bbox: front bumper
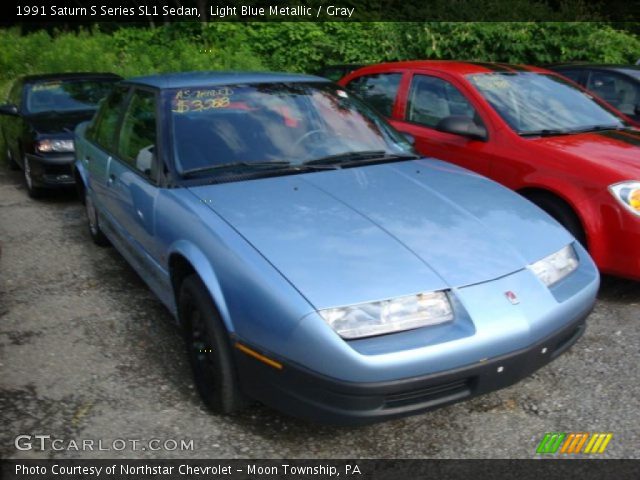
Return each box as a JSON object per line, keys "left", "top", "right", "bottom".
{"left": 234, "top": 305, "right": 592, "bottom": 425}
{"left": 25, "top": 153, "right": 75, "bottom": 188}
{"left": 584, "top": 190, "right": 640, "bottom": 281}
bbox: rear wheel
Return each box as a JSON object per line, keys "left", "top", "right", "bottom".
{"left": 527, "top": 193, "right": 587, "bottom": 247}
{"left": 179, "top": 275, "right": 246, "bottom": 414}
{"left": 84, "top": 189, "right": 109, "bottom": 246}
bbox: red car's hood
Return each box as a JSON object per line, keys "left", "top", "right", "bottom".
{"left": 528, "top": 128, "right": 640, "bottom": 176}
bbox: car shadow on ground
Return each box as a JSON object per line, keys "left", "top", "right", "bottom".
{"left": 598, "top": 276, "right": 640, "bottom": 303}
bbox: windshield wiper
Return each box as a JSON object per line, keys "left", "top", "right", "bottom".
{"left": 181, "top": 161, "right": 292, "bottom": 178}
{"left": 518, "top": 128, "right": 571, "bottom": 137}
{"left": 565, "top": 124, "right": 624, "bottom": 134}
{"left": 181, "top": 161, "right": 336, "bottom": 179}
{"left": 305, "top": 150, "right": 419, "bottom": 167}
{"left": 519, "top": 124, "right": 624, "bottom": 137}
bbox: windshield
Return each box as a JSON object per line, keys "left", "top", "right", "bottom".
{"left": 25, "top": 79, "right": 118, "bottom": 114}
{"left": 168, "top": 82, "right": 414, "bottom": 176}
{"left": 468, "top": 73, "right": 625, "bottom": 135}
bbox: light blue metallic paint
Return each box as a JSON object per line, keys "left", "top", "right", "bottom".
{"left": 188, "top": 159, "right": 577, "bottom": 310}
{"left": 75, "top": 88, "right": 599, "bottom": 389}
{"left": 76, "top": 152, "right": 599, "bottom": 384}
{"left": 285, "top": 245, "right": 597, "bottom": 383}
{"left": 182, "top": 160, "right": 597, "bottom": 382}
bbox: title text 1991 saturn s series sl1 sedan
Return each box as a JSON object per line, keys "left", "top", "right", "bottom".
{"left": 74, "top": 72, "right": 599, "bottom": 424}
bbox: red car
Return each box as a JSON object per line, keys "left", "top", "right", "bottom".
{"left": 339, "top": 61, "right": 640, "bottom": 281}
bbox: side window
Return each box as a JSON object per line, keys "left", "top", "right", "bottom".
{"left": 346, "top": 73, "right": 402, "bottom": 117}
{"left": 90, "top": 86, "right": 128, "bottom": 151}
{"left": 587, "top": 71, "right": 638, "bottom": 117}
{"left": 117, "top": 89, "right": 157, "bottom": 178}
{"left": 406, "top": 75, "right": 480, "bottom": 129}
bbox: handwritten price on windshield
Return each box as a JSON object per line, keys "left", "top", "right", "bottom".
{"left": 172, "top": 96, "right": 230, "bottom": 113}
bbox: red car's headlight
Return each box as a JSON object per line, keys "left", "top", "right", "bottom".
{"left": 609, "top": 181, "right": 640, "bottom": 217}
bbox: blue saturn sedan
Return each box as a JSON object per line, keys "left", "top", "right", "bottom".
{"left": 74, "top": 71, "right": 599, "bottom": 424}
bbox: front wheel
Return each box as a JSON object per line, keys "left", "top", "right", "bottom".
{"left": 179, "top": 275, "right": 246, "bottom": 414}
{"left": 528, "top": 193, "right": 587, "bottom": 247}
{"left": 23, "top": 156, "right": 44, "bottom": 198}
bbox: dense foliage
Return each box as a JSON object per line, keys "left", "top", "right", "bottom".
{"left": 0, "top": 22, "right": 638, "bottom": 96}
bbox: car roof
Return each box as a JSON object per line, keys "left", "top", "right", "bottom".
{"left": 549, "top": 63, "right": 640, "bottom": 72}
{"left": 348, "top": 60, "right": 550, "bottom": 76}
{"left": 126, "top": 71, "right": 330, "bottom": 89}
{"left": 319, "top": 64, "right": 366, "bottom": 70}
{"left": 21, "top": 72, "right": 122, "bottom": 82}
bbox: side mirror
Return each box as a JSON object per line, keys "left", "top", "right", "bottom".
{"left": 436, "top": 115, "right": 487, "bottom": 141}
{"left": 0, "top": 104, "right": 18, "bottom": 116}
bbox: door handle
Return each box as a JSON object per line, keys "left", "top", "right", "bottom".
{"left": 84, "top": 155, "right": 92, "bottom": 163}
{"left": 107, "top": 174, "right": 116, "bottom": 186}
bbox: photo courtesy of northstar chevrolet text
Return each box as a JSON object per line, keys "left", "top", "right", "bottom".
{"left": 0, "top": 0, "right": 639, "bottom": 472}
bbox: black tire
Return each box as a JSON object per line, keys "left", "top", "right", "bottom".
{"left": 5, "top": 147, "right": 19, "bottom": 171}
{"left": 84, "top": 188, "right": 110, "bottom": 246}
{"left": 527, "top": 193, "right": 587, "bottom": 247}
{"left": 23, "top": 156, "right": 44, "bottom": 199}
{"left": 179, "top": 275, "right": 246, "bottom": 414}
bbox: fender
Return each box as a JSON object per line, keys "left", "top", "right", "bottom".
{"left": 167, "top": 239, "right": 235, "bottom": 334}
{"left": 73, "top": 123, "right": 91, "bottom": 189}
{"left": 74, "top": 157, "right": 89, "bottom": 187}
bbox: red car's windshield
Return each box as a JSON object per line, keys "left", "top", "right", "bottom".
{"left": 468, "top": 72, "right": 625, "bottom": 135}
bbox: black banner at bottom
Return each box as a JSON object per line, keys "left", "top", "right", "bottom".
{"left": 0, "top": 458, "right": 640, "bottom": 480}
{"left": 2, "top": 459, "right": 640, "bottom": 480}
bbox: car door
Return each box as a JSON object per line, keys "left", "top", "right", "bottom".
{"left": 105, "top": 87, "right": 163, "bottom": 269}
{"left": 392, "top": 72, "right": 493, "bottom": 176}
{"left": 82, "top": 85, "right": 130, "bottom": 213}
{"left": 586, "top": 70, "right": 640, "bottom": 121}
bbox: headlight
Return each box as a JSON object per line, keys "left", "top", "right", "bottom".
{"left": 609, "top": 181, "right": 640, "bottom": 217}
{"left": 319, "top": 291, "right": 454, "bottom": 339}
{"left": 529, "top": 245, "right": 578, "bottom": 287}
{"left": 36, "top": 139, "right": 74, "bottom": 153}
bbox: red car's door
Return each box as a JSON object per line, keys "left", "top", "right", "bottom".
{"left": 388, "top": 71, "right": 497, "bottom": 178}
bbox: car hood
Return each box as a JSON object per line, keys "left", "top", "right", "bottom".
{"left": 189, "top": 159, "right": 573, "bottom": 309}
{"left": 27, "top": 110, "right": 96, "bottom": 135}
{"left": 528, "top": 128, "right": 640, "bottom": 175}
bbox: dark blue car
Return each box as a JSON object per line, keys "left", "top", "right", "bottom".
{"left": 74, "top": 71, "right": 599, "bottom": 424}
{"left": 0, "top": 73, "right": 121, "bottom": 197}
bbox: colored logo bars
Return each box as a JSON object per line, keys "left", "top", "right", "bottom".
{"left": 536, "top": 432, "right": 613, "bottom": 455}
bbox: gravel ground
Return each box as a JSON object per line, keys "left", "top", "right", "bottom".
{"left": 0, "top": 166, "right": 638, "bottom": 460}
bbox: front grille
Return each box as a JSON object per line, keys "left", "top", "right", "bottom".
{"left": 383, "top": 378, "right": 472, "bottom": 409}
{"left": 44, "top": 164, "right": 73, "bottom": 175}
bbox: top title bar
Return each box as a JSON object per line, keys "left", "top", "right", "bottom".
{"left": 1, "top": 0, "right": 639, "bottom": 23}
